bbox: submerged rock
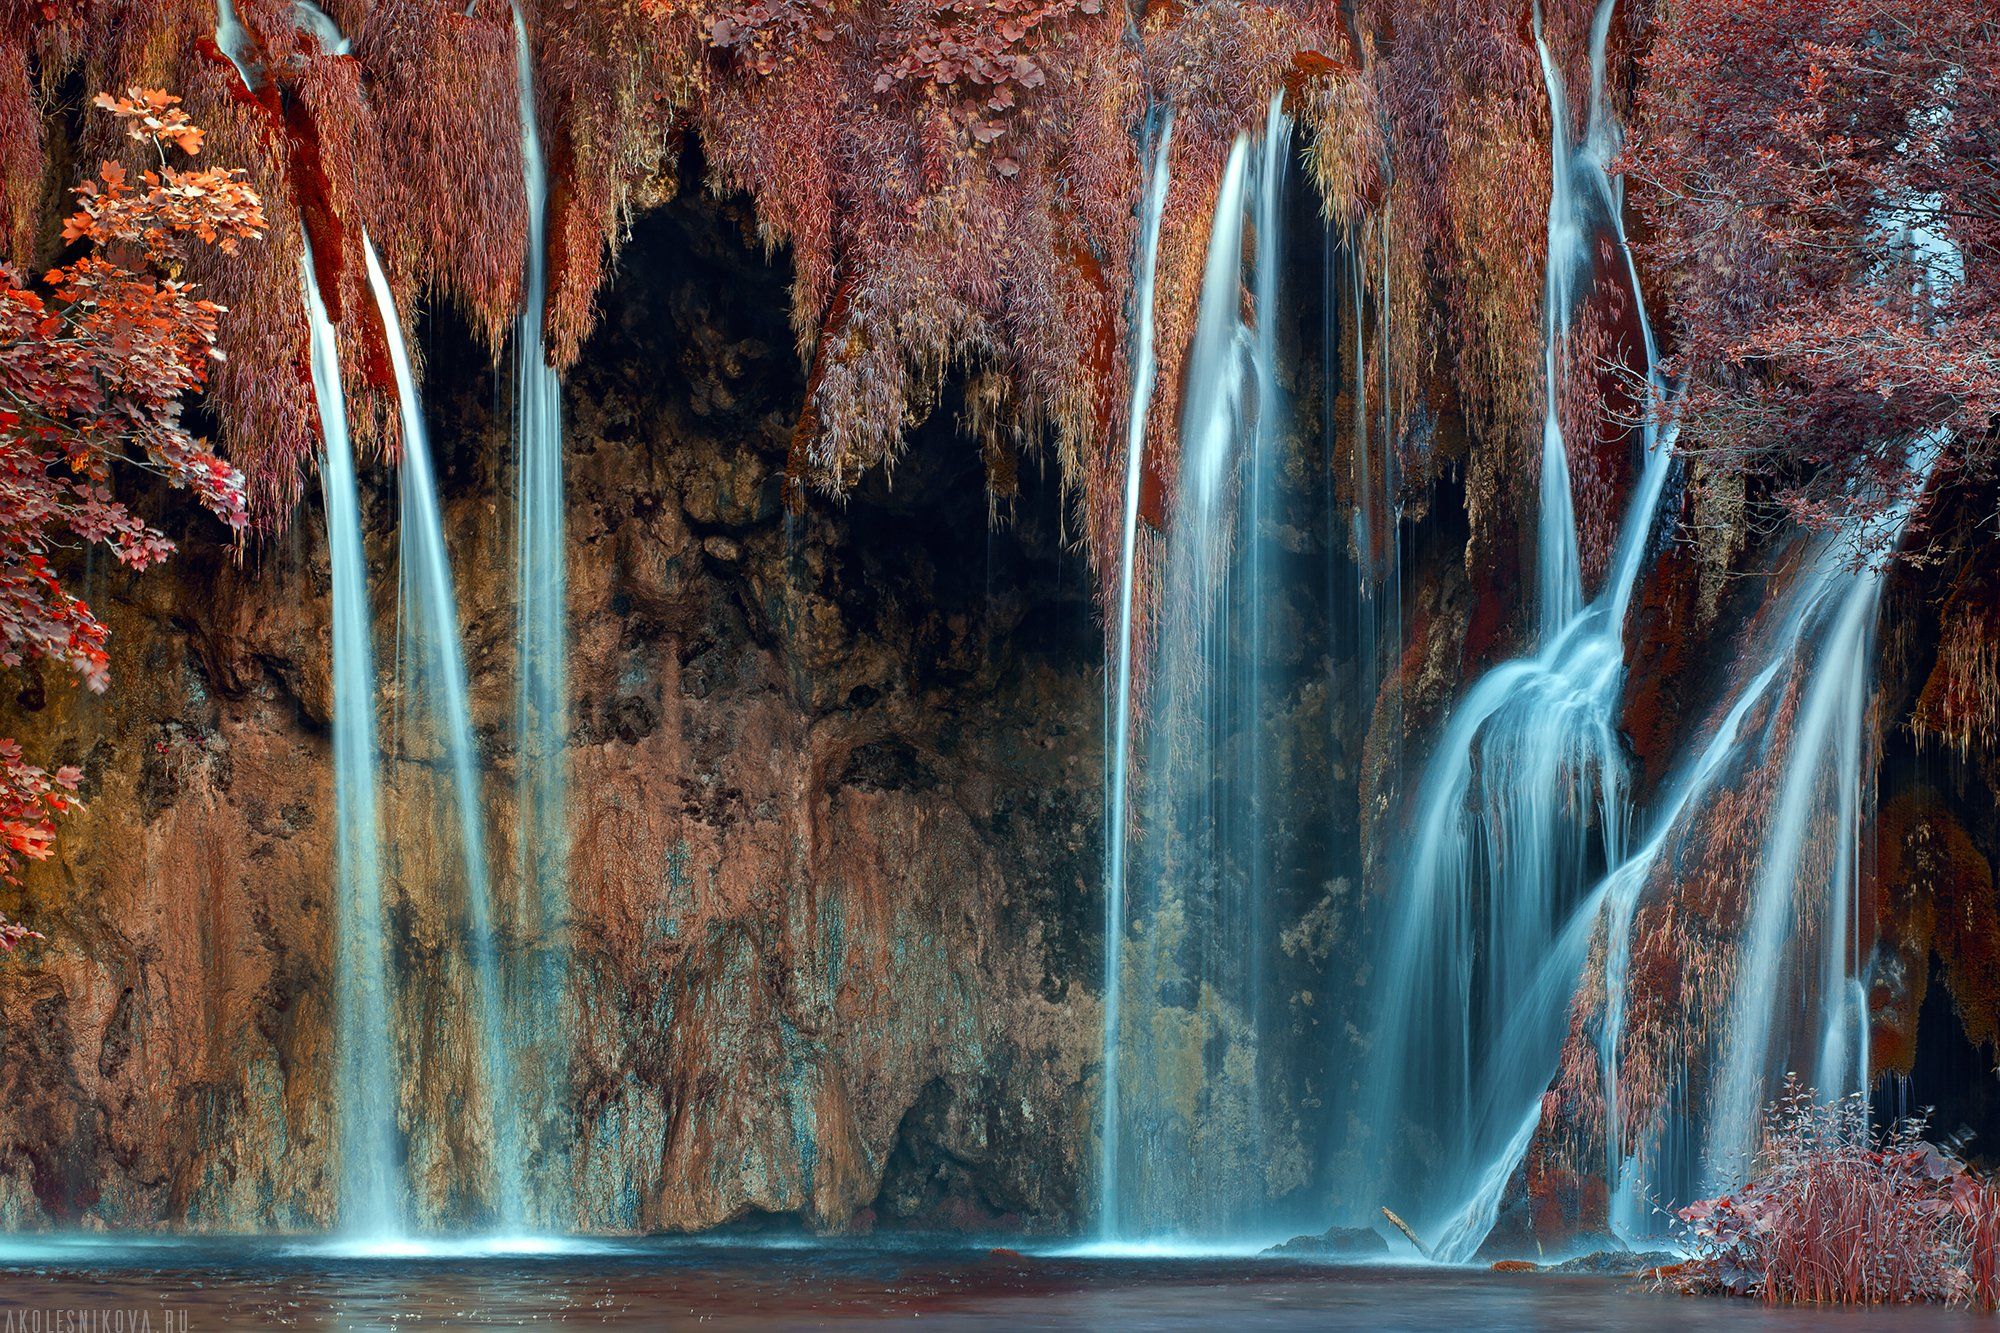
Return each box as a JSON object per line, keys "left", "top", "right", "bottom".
{"left": 1544, "top": 1250, "right": 1681, "bottom": 1276}
{"left": 1263, "top": 1225, "right": 1391, "bottom": 1258}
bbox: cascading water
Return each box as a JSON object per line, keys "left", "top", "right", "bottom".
{"left": 1103, "top": 100, "right": 1299, "bottom": 1242}
{"left": 1099, "top": 109, "right": 1174, "bottom": 1238}
{"left": 1595, "top": 126, "right": 1966, "bottom": 1231}
{"left": 1334, "top": 0, "right": 1672, "bottom": 1255}
{"left": 507, "top": 0, "right": 570, "bottom": 1227}
{"left": 303, "top": 246, "right": 402, "bottom": 1235}
{"left": 1572, "top": 431, "right": 1941, "bottom": 1237}
{"left": 1700, "top": 440, "right": 1943, "bottom": 1185}
{"left": 362, "top": 237, "right": 528, "bottom": 1228}
{"left": 1531, "top": 2, "right": 1588, "bottom": 644}
{"left": 213, "top": 0, "right": 258, "bottom": 87}
{"left": 1692, "top": 130, "right": 1967, "bottom": 1190}
{"left": 294, "top": 0, "right": 349, "bottom": 54}
{"left": 1416, "top": 28, "right": 1960, "bottom": 1250}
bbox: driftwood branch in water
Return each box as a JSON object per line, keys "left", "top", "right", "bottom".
{"left": 1380, "top": 1206, "right": 1434, "bottom": 1260}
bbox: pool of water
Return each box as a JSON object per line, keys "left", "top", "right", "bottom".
{"left": 0, "top": 1237, "right": 1980, "bottom": 1329}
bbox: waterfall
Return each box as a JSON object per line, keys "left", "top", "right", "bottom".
{"left": 1532, "top": 0, "right": 1588, "bottom": 643}
{"left": 1563, "top": 431, "right": 1938, "bottom": 1234}
{"left": 1099, "top": 109, "right": 1175, "bottom": 1238}
{"left": 293, "top": 0, "right": 350, "bottom": 54}
{"left": 362, "top": 236, "right": 527, "bottom": 1228}
{"left": 1693, "top": 114, "right": 1966, "bottom": 1187}
{"left": 1701, "top": 438, "right": 1943, "bottom": 1185}
{"left": 508, "top": 1, "right": 569, "bottom": 1227}
{"left": 1338, "top": 0, "right": 1673, "bottom": 1252}
{"left": 303, "top": 245, "right": 402, "bottom": 1235}
{"left": 1103, "top": 99, "right": 1296, "bottom": 1242}
{"left": 212, "top": 0, "right": 258, "bottom": 88}
{"left": 1595, "top": 113, "right": 1966, "bottom": 1223}
{"left": 1593, "top": 643, "right": 1791, "bottom": 1233}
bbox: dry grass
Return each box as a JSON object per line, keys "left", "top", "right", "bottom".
{"left": 1676, "top": 1080, "right": 2000, "bottom": 1308}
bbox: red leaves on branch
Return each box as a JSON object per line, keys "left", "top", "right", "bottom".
{"left": 95, "top": 87, "right": 208, "bottom": 156}
{"left": 0, "top": 737, "right": 78, "bottom": 902}
{"left": 66, "top": 91, "right": 266, "bottom": 262}
{"left": 0, "top": 87, "right": 260, "bottom": 898}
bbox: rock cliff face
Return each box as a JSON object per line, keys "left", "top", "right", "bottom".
{"left": 4, "top": 148, "right": 1998, "bottom": 1250}
{"left": 0, "top": 172, "right": 1106, "bottom": 1233}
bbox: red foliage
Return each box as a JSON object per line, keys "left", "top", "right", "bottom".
{"left": 0, "top": 736, "right": 77, "bottom": 900}
{"left": 0, "top": 37, "right": 40, "bottom": 262}
{"left": 540, "top": 0, "right": 693, "bottom": 367}
{"left": 0, "top": 88, "right": 259, "bottom": 903}
{"left": 353, "top": 0, "right": 526, "bottom": 351}
{"left": 1354, "top": 0, "right": 1565, "bottom": 468}
{"left": 1628, "top": 0, "right": 2000, "bottom": 551}
{"left": 1676, "top": 1083, "right": 2000, "bottom": 1307}
{"left": 0, "top": 0, "right": 1363, "bottom": 602}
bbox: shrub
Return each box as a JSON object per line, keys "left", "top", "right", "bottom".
{"left": 1675, "top": 1079, "right": 2000, "bottom": 1307}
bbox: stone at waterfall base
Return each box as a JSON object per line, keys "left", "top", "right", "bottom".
{"left": 1488, "top": 1250, "right": 1681, "bottom": 1277}
{"left": 1263, "top": 1225, "right": 1392, "bottom": 1258}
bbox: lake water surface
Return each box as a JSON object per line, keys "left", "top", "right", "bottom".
{"left": 0, "top": 1237, "right": 1983, "bottom": 1330}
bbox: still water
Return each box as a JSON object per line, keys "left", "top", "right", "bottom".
{"left": 0, "top": 1238, "right": 1981, "bottom": 1330}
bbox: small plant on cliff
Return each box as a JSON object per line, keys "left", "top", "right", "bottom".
{"left": 0, "top": 88, "right": 261, "bottom": 911}
{"left": 1674, "top": 1079, "right": 2000, "bottom": 1307}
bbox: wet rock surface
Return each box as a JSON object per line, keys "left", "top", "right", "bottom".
{"left": 1263, "top": 1224, "right": 1391, "bottom": 1258}
{"left": 1543, "top": 1249, "right": 1680, "bottom": 1276}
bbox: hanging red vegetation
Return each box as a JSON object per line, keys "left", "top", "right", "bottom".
{"left": 540, "top": 0, "right": 695, "bottom": 368}
{"left": 0, "top": 0, "right": 1666, "bottom": 659}
{"left": 1915, "top": 552, "right": 2000, "bottom": 755}
{"left": 0, "top": 88, "right": 260, "bottom": 906}
{"left": 1321, "top": 0, "right": 1635, "bottom": 605}
{"left": 1628, "top": 0, "right": 2000, "bottom": 553}
{"left": 689, "top": 0, "right": 1138, "bottom": 499}
{"left": 682, "top": 0, "right": 1369, "bottom": 633}
{"left": 1675, "top": 1083, "right": 2000, "bottom": 1308}
{"left": 353, "top": 0, "right": 527, "bottom": 351}
{"left": 0, "top": 37, "right": 41, "bottom": 263}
